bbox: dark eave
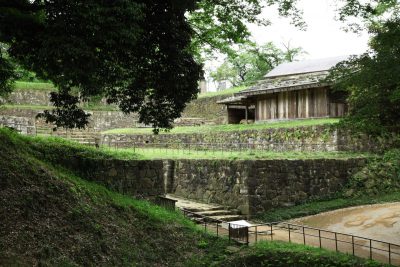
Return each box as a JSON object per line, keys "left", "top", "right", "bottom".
{"left": 236, "top": 82, "right": 328, "bottom": 97}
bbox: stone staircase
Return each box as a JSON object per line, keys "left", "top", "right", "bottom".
{"left": 35, "top": 122, "right": 99, "bottom": 146}
{"left": 166, "top": 194, "right": 244, "bottom": 222}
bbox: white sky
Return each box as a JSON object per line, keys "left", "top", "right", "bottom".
{"left": 205, "top": 0, "right": 370, "bottom": 91}
{"left": 248, "top": 0, "right": 370, "bottom": 59}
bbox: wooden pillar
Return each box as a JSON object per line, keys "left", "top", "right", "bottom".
{"left": 227, "top": 105, "right": 231, "bottom": 124}
{"left": 245, "top": 105, "right": 249, "bottom": 123}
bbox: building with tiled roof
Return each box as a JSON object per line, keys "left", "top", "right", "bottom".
{"left": 217, "top": 56, "right": 349, "bottom": 124}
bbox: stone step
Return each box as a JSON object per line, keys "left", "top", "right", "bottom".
{"left": 68, "top": 137, "right": 96, "bottom": 141}
{"left": 184, "top": 206, "right": 225, "bottom": 213}
{"left": 196, "top": 209, "right": 239, "bottom": 217}
{"left": 166, "top": 194, "right": 225, "bottom": 212}
{"left": 208, "top": 214, "right": 245, "bottom": 222}
{"left": 165, "top": 194, "right": 245, "bottom": 222}
{"left": 79, "top": 141, "right": 96, "bottom": 144}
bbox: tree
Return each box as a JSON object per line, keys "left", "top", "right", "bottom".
{"left": 0, "top": 0, "right": 202, "bottom": 131}
{"left": 327, "top": 1, "right": 400, "bottom": 134}
{"left": 0, "top": 0, "right": 303, "bottom": 131}
{"left": 0, "top": 43, "right": 16, "bottom": 97}
{"left": 211, "top": 42, "right": 305, "bottom": 87}
{"left": 188, "top": 0, "right": 305, "bottom": 61}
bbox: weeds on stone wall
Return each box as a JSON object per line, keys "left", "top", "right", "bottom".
{"left": 256, "top": 148, "right": 400, "bottom": 222}
{"left": 343, "top": 149, "right": 400, "bottom": 197}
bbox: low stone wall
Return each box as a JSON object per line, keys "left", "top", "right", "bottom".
{"left": 0, "top": 107, "right": 138, "bottom": 132}
{"left": 183, "top": 95, "right": 228, "bottom": 124}
{"left": 21, "top": 146, "right": 367, "bottom": 215}
{"left": 168, "top": 158, "right": 366, "bottom": 215}
{"left": 0, "top": 107, "right": 40, "bottom": 118}
{"left": 87, "top": 111, "right": 138, "bottom": 131}
{"left": 50, "top": 155, "right": 165, "bottom": 198}
{"left": 3, "top": 89, "right": 229, "bottom": 124}
{"left": 43, "top": 155, "right": 365, "bottom": 215}
{"left": 101, "top": 125, "right": 339, "bottom": 152}
{"left": 0, "top": 115, "right": 36, "bottom": 135}
{"left": 102, "top": 125, "right": 397, "bottom": 152}
{"left": 4, "top": 90, "right": 53, "bottom": 106}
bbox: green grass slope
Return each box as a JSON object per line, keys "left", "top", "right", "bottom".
{"left": 0, "top": 128, "right": 214, "bottom": 266}
{"left": 206, "top": 241, "right": 385, "bottom": 267}
{"left": 0, "top": 128, "right": 387, "bottom": 266}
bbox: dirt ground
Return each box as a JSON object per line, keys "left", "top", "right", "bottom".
{"left": 291, "top": 202, "right": 400, "bottom": 245}
{"left": 203, "top": 203, "right": 400, "bottom": 266}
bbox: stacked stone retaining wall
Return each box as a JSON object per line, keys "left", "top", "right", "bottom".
{"left": 101, "top": 125, "right": 393, "bottom": 152}
{"left": 0, "top": 115, "right": 36, "bottom": 135}
{"left": 3, "top": 89, "right": 228, "bottom": 124}
{"left": 3, "top": 90, "right": 52, "bottom": 106}
{"left": 168, "top": 158, "right": 365, "bottom": 215}
{"left": 0, "top": 107, "right": 138, "bottom": 132}
{"left": 48, "top": 155, "right": 165, "bottom": 198}
{"left": 181, "top": 95, "right": 228, "bottom": 124}
{"left": 45, "top": 153, "right": 367, "bottom": 216}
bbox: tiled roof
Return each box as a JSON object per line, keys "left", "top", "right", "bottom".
{"left": 236, "top": 71, "right": 329, "bottom": 97}
{"left": 216, "top": 95, "right": 246, "bottom": 104}
{"left": 265, "top": 55, "right": 349, "bottom": 78}
{"left": 218, "top": 56, "right": 349, "bottom": 103}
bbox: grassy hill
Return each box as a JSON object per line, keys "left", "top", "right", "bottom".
{"left": 0, "top": 128, "right": 220, "bottom": 266}
{"left": 0, "top": 128, "right": 386, "bottom": 266}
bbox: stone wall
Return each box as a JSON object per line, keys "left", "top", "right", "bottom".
{"left": 102, "top": 125, "right": 397, "bottom": 152}
{"left": 169, "top": 160, "right": 250, "bottom": 214}
{"left": 42, "top": 155, "right": 365, "bottom": 215}
{"left": 21, "top": 145, "right": 367, "bottom": 215}
{"left": 0, "top": 107, "right": 40, "bottom": 118}
{"left": 3, "top": 90, "right": 52, "bottom": 106}
{"left": 50, "top": 155, "right": 165, "bottom": 198}
{"left": 246, "top": 159, "right": 364, "bottom": 214}
{"left": 87, "top": 111, "right": 138, "bottom": 131}
{"left": 0, "top": 107, "right": 138, "bottom": 132}
{"left": 0, "top": 115, "right": 36, "bottom": 135}
{"left": 168, "top": 158, "right": 366, "bottom": 215}
{"left": 3, "top": 89, "right": 228, "bottom": 124}
{"left": 182, "top": 95, "right": 228, "bottom": 124}
{"left": 101, "top": 125, "right": 339, "bottom": 152}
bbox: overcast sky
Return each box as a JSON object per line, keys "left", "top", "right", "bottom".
{"left": 248, "top": 0, "right": 370, "bottom": 59}
{"left": 205, "top": 0, "right": 370, "bottom": 90}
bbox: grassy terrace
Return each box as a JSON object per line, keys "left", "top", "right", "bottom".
{"left": 15, "top": 132, "right": 371, "bottom": 161}
{"left": 107, "top": 148, "right": 371, "bottom": 160}
{"left": 12, "top": 81, "right": 246, "bottom": 99}
{"left": 2, "top": 104, "right": 51, "bottom": 110}
{"left": 103, "top": 118, "right": 340, "bottom": 135}
{"left": 14, "top": 81, "right": 55, "bottom": 91}
{"left": 197, "top": 85, "right": 247, "bottom": 98}
{"left": 1, "top": 104, "right": 117, "bottom": 112}
{"left": 1, "top": 122, "right": 387, "bottom": 266}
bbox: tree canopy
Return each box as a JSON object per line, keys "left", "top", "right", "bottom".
{"left": 210, "top": 42, "right": 305, "bottom": 87}
{"left": 327, "top": 0, "right": 400, "bottom": 134}
{"left": 0, "top": 0, "right": 303, "bottom": 131}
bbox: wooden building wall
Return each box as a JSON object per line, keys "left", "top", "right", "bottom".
{"left": 255, "top": 87, "right": 338, "bottom": 121}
